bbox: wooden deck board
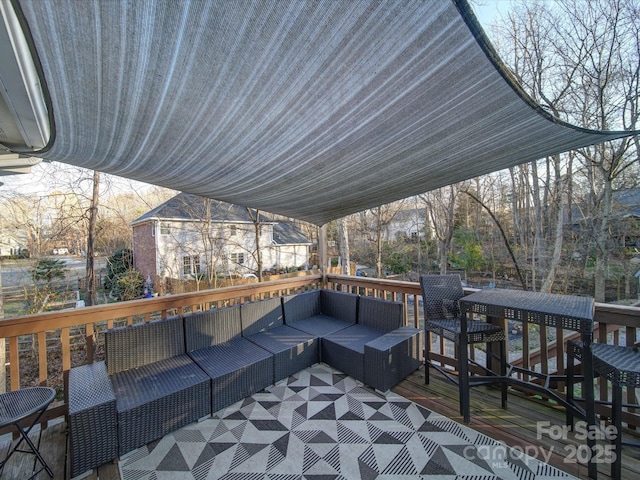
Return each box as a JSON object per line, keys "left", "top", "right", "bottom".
{"left": 396, "top": 367, "right": 640, "bottom": 480}
{"left": 0, "top": 420, "right": 67, "bottom": 480}
{"left": 7, "top": 366, "right": 640, "bottom": 479}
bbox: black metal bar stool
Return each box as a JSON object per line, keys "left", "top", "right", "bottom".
{"left": 567, "top": 341, "right": 640, "bottom": 480}
{"left": 420, "top": 274, "right": 507, "bottom": 424}
{"left": 0, "top": 387, "right": 56, "bottom": 479}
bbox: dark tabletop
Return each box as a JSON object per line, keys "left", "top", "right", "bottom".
{"left": 460, "top": 289, "right": 594, "bottom": 333}
{"left": 0, "top": 387, "right": 56, "bottom": 428}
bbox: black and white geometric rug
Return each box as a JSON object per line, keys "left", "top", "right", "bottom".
{"left": 119, "top": 364, "right": 575, "bottom": 480}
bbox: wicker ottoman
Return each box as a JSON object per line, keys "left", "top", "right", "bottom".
{"left": 364, "top": 326, "right": 423, "bottom": 391}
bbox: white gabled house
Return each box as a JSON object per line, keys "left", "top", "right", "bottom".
{"left": 131, "top": 193, "right": 312, "bottom": 282}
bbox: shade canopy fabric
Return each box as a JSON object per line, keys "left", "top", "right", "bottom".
{"left": 11, "top": 0, "right": 637, "bottom": 225}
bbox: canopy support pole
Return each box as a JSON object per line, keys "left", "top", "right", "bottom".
{"left": 319, "top": 224, "right": 328, "bottom": 288}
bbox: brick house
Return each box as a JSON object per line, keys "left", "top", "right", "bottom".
{"left": 131, "top": 193, "right": 312, "bottom": 282}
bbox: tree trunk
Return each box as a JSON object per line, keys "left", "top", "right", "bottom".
{"left": 85, "top": 171, "right": 100, "bottom": 306}
{"left": 337, "top": 217, "right": 350, "bottom": 275}
{"left": 540, "top": 156, "right": 565, "bottom": 293}
{"left": 540, "top": 196, "right": 564, "bottom": 293}
{"left": 594, "top": 176, "right": 613, "bottom": 303}
{"left": 531, "top": 161, "right": 544, "bottom": 291}
{"left": 249, "top": 209, "right": 264, "bottom": 282}
{"left": 375, "top": 207, "right": 383, "bottom": 278}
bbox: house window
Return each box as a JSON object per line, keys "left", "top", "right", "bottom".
{"left": 229, "top": 225, "right": 237, "bottom": 237}
{"left": 160, "top": 222, "right": 170, "bottom": 235}
{"left": 183, "top": 255, "right": 201, "bottom": 276}
{"left": 230, "top": 252, "right": 245, "bottom": 265}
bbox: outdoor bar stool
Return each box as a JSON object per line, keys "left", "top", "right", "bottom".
{"left": 567, "top": 340, "right": 640, "bottom": 480}
{"left": 420, "top": 274, "right": 507, "bottom": 424}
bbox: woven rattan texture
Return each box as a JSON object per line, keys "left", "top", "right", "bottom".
{"left": 322, "top": 324, "right": 384, "bottom": 382}
{"left": 282, "top": 290, "right": 322, "bottom": 322}
{"left": 240, "top": 297, "right": 284, "bottom": 336}
{"left": 590, "top": 343, "right": 640, "bottom": 388}
{"left": 357, "top": 296, "right": 403, "bottom": 333}
{"left": 420, "top": 274, "right": 505, "bottom": 344}
{"left": 112, "top": 355, "right": 210, "bottom": 455}
{"left": 184, "top": 305, "right": 242, "bottom": 351}
{"left": 461, "top": 289, "right": 594, "bottom": 334}
{"left": 68, "top": 362, "right": 118, "bottom": 477}
{"left": 246, "top": 325, "right": 319, "bottom": 382}
{"left": 425, "top": 318, "right": 506, "bottom": 344}
{"left": 364, "top": 326, "right": 423, "bottom": 391}
{"left": 188, "top": 338, "right": 273, "bottom": 413}
{"left": 320, "top": 290, "right": 358, "bottom": 321}
{"left": 104, "top": 316, "right": 185, "bottom": 375}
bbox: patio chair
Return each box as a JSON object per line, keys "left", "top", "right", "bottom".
{"left": 420, "top": 274, "right": 507, "bottom": 423}
{"left": 241, "top": 297, "right": 319, "bottom": 383}
{"left": 184, "top": 305, "right": 274, "bottom": 414}
{"left": 567, "top": 340, "right": 640, "bottom": 480}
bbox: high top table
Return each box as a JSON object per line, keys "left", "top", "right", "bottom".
{"left": 0, "top": 387, "right": 56, "bottom": 479}
{"left": 459, "top": 288, "right": 597, "bottom": 477}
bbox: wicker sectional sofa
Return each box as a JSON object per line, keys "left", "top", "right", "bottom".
{"left": 68, "top": 316, "right": 211, "bottom": 477}
{"left": 241, "top": 297, "right": 319, "bottom": 383}
{"left": 184, "top": 305, "right": 274, "bottom": 414}
{"left": 68, "top": 289, "right": 423, "bottom": 478}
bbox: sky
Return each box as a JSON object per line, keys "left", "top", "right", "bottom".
{"left": 471, "top": 0, "right": 513, "bottom": 28}
{"left": 1, "top": 0, "right": 512, "bottom": 200}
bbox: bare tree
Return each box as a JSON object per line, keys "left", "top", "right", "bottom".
{"left": 247, "top": 208, "right": 265, "bottom": 281}
{"left": 497, "top": 0, "right": 640, "bottom": 299}
{"left": 85, "top": 171, "right": 100, "bottom": 306}
{"left": 421, "top": 186, "right": 457, "bottom": 275}
{"left": 337, "top": 217, "right": 350, "bottom": 275}
{"left": 370, "top": 201, "right": 405, "bottom": 278}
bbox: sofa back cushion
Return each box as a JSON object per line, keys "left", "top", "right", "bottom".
{"left": 241, "top": 297, "right": 284, "bottom": 336}
{"left": 104, "top": 316, "right": 185, "bottom": 375}
{"left": 282, "top": 290, "right": 321, "bottom": 324}
{"left": 357, "top": 296, "right": 403, "bottom": 333}
{"left": 184, "top": 306, "right": 242, "bottom": 352}
{"left": 320, "top": 290, "right": 358, "bottom": 322}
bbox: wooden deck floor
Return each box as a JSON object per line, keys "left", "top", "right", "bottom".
{"left": 3, "top": 366, "right": 639, "bottom": 480}
{"left": 396, "top": 367, "right": 640, "bottom": 480}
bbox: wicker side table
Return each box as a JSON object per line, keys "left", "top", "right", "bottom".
{"left": 68, "top": 362, "right": 118, "bottom": 478}
{"left": 364, "top": 326, "right": 423, "bottom": 392}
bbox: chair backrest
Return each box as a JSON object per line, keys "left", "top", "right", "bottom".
{"left": 240, "top": 297, "right": 284, "bottom": 336}
{"left": 104, "top": 316, "right": 185, "bottom": 375}
{"left": 320, "top": 290, "right": 358, "bottom": 323}
{"left": 184, "top": 305, "right": 242, "bottom": 352}
{"left": 357, "top": 295, "right": 403, "bottom": 333}
{"left": 282, "top": 290, "right": 321, "bottom": 324}
{"left": 419, "top": 274, "right": 464, "bottom": 321}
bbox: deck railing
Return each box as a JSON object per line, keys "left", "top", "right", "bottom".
{"left": 0, "top": 273, "right": 638, "bottom": 432}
